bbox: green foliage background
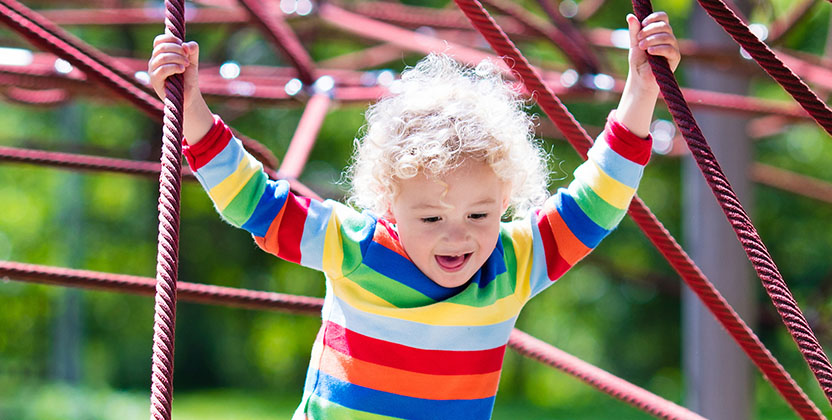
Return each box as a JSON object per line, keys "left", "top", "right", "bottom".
{"left": 1, "top": 0, "right": 831, "bottom": 418}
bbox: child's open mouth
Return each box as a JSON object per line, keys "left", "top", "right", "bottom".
{"left": 435, "top": 253, "right": 472, "bottom": 272}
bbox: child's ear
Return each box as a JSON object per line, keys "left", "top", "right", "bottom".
{"left": 383, "top": 204, "right": 397, "bottom": 224}
{"left": 501, "top": 191, "right": 511, "bottom": 214}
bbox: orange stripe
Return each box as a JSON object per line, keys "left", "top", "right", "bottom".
{"left": 255, "top": 203, "right": 287, "bottom": 256}
{"left": 318, "top": 344, "right": 500, "bottom": 400}
{"left": 546, "top": 209, "right": 591, "bottom": 265}
{"left": 372, "top": 219, "right": 409, "bottom": 260}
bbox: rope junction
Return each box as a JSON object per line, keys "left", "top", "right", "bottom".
{"left": 1, "top": 0, "right": 831, "bottom": 418}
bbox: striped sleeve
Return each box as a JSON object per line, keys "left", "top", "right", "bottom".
{"left": 527, "top": 111, "right": 652, "bottom": 298}
{"left": 183, "top": 115, "right": 372, "bottom": 276}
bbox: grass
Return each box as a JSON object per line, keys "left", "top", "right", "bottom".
{"left": 0, "top": 381, "right": 826, "bottom": 419}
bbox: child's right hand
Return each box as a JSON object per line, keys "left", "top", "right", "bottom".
{"left": 148, "top": 34, "right": 201, "bottom": 110}
{"left": 148, "top": 34, "right": 215, "bottom": 143}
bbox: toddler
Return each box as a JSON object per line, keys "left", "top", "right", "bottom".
{"left": 149, "top": 11, "right": 679, "bottom": 420}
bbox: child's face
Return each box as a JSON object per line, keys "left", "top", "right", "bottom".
{"left": 388, "top": 160, "right": 509, "bottom": 288}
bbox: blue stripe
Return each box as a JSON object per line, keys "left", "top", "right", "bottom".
{"left": 470, "top": 240, "right": 506, "bottom": 289}
{"left": 587, "top": 138, "right": 644, "bottom": 188}
{"left": 299, "top": 199, "right": 335, "bottom": 271}
{"left": 241, "top": 180, "right": 289, "bottom": 237}
{"left": 363, "top": 242, "right": 465, "bottom": 301}
{"left": 555, "top": 190, "right": 609, "bottom": 248}
{"left": 196, "top": 137, "right": 247, "bottom": 190}
{"left": 313, "top": 371, "right": 496, "bottom": 420}
{"left": 327, "top": 293, "right": 516, "bottom": 351}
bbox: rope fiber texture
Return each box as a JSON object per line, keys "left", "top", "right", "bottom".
{"left": 453, "top": 0, "right": 825, "bottom": 417}
{"left": 692, "top": 0, "right": 832, "bottom": 137}
{"left": 0, "top": 0, "right": 161, "bottom": 117}
{"left": 148, "top": 0, "right": 186, "bottom": 418}
{"left": 633, "top": 0, "right": 832, "bottom": 410}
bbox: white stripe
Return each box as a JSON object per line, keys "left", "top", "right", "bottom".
{"left": 299, "top": 199, "right": 335, "bottom": 271}
{"left": 326, "top": 291, "right": 517, "bottom": 351}
{"left": 587, "top": 138, "right": 644, "bottom": 189}
{"left": 197, "top": 136, "right": 247, "bottom": 190}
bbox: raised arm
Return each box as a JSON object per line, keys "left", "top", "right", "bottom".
{"left": 522, "top": 12, "right": 679, "bottom": 298}
{"left": 148, "top": 34, "right": 214, "bottom": 143}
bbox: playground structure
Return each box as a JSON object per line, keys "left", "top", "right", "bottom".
{"left": 1, "top": 0, "right": 832, "bottom": 418}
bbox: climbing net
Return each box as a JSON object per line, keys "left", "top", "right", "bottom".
{"left": 1, "top": 0, "right": 831, "bottom": 418}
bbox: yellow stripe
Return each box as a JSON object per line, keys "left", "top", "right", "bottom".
{"left": 573, "top": 160, "right": 635, "bottom": 210}
{"left": 330, "top": 278, "right": 524, "bottom": 326}
{"left": 507, "top": 223, "right": 533, "bottom": 302}
{"left": 209, "top": 155, "right": 263, "bottom": 211}
{"left": 321, "top": 210, "right": 345, "bottom": 279}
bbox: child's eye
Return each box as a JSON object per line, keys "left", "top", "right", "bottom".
{"left": 421, "top": 216, "right": 441, "bottom": 223}
{"left": 469, "top": 213, "right": 488, "bottom": 220}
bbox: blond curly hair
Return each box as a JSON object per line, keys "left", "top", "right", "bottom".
{"left": 347, "top": 53, "right": 549, "bottom": 218}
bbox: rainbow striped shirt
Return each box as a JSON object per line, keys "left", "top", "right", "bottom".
{"left": 183, "top": 113, "right": 651, "bottom": 420}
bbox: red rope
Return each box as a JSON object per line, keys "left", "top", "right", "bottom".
{"left": 691, "top": 0, "right": 832, "bottom": 136}
{"left": 277, "top": 93, "right": 331, "bottom": 179}
{"left": 480, "top": 0, "right": 599, "bottom": 73}
{"left": 0, "top": 145, "right": 324, "bottom": 202}
{"left": 237, "top": 0, "right": 316, "bottom": 85}
{"left": 509, "top": 330, "right": 705, "bottom": 420}
{"left": 2, "top": 86, "right": 70, "bottom": 106}
{"left": 0, "top": 0, "right": 154, "bottom": 97}
{"left": 0, "top": 260, "right": 702, "bottom": 419}
{"left": 751, "top": 163, "right": 832, "bottom": 205}
{"left": 0, "top": 0, "right": 162, "bottom": 118}
{"left": 148, "top": 0, "right": 186, "bottom": 418}
{"left": 633, "top": 0, "right": 832, "bottom": 411}
{"left": 0, "top": 145, "right": 195, "bottom": 178}
{"left": 452, "top": 0, "right": 824, "bottom": 417}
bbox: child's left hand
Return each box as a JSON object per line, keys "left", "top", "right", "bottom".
{"left": 626, "top": 11, "right": 681, "bottom": 91}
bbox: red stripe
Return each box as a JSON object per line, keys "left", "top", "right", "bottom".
{"left": 276, "top": 194, "right": 310, "bottom": 264}
{"left": 183, "top": 115, "right": 232, "bottom": 171}
{"left": 605, "top": 112, "right": 652, "bottom": 165}
{"left": 537, "top": 211, "right": 563, "bottom": 281}
{"left": 323, "top": 321, "right": 505, "bottom": 375}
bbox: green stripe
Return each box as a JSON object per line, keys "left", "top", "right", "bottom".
{"left": 348, "top": 265, "right": 435, "bottom": 307}
{"left": 307, "top": 394, "right": 397, "bottom": 420}
{"left": 221, "top": 171, "right": 266, "bottom": 227}
{"left": 444, "top": 233, "right": 518, "bottom": 307}
{"left": 570, "top": 182, "right": 626, "bottom": 230}
{"left": 338, "top": 213, "right": 371, "bottom": 277}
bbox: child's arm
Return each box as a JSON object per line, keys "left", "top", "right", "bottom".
{"left": 147, "top": 34, "right": 371, "bottom": 277}
{"left": 148, "top": 34, "right": 214, "bottom": 143}
{"left": 615, "top": 12, "right": 681, "bottom": 138}
{"left": 521, "top": 12, "right": 679, "bottom": 298}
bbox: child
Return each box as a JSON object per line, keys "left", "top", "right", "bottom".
{"left": 149, "top": 11, "right": 679, "bottom": 420}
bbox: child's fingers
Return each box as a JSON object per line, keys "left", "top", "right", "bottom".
{"left": 153, "top": 33, "right": 181, "bottom": 48}
{"left": 638, "top": 21, "right": 674, "bottom": 42}
{"left": 638, "top": 32, "right": 676, "bottom": 50}
{"left": 182, "top": 41, "right": 199, "bottom": 68}
{"left": 626, "top": 13, "right": 641, "bottom": 48}
{"left": 149, "top": 50, "right": 188, "bottom": 72}
{"left": 640, "top": 11, "right": 669, "bottom": 28}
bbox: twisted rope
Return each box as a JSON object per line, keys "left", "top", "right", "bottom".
{"left": 480, "top": 0, "right": 599, "bottom": 73}
{"left": 148, "top": 0, "right": 186, "bottom": 418}
{"left": 453, "top": 0, "right": 824, "bottom": 417}
{"left": 0, "top": 260, "right": 702, "bottom": 419}
{"left": 509, "top": 329, "right": 705, "bottom": 420}
{"left": 692, "top": 0, "right": 832, "bottom": 136}
{"left": 0, "top": 0, "right": 153, "bottom": 97}
{"left": 0, "top": 0, "right": 161, "bottom": 117}
{"left": 633, "top": 0, "right": 832, "bottom": 410}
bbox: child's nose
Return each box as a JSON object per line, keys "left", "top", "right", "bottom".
{"left": 444, "top": 223, "right": 470, "bottom": 243}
